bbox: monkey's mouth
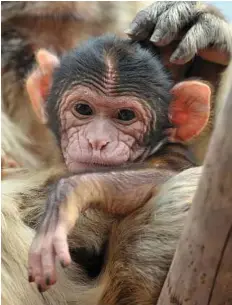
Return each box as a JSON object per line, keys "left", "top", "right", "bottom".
{"left": 79, "top": 162, "right": 113, "bottom": 168}
{"left": 74, "top": 160, "right": 124, "bottom": 170}
{"left": 73, "top": 154, "right": 128, "bottom": 168}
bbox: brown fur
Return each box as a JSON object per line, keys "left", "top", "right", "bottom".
{"left": 2, "top": 165, "right": 202, "bottom": 305}
{"left": 1, "top": 2, "right": 232, "bottom": 304}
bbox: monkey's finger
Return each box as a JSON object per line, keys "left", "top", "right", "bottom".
{"left": 53, "top": 223, "right": 71, "bottom": 268}
{"left": 125, "top": 2, "right": 174, "bottom": 40}
{"left": 40, "top": 212, "right": 58, "bottom": 288}
{"left": 150, "top": 2, "right": 196, "bottom": 46}
{"left": 41, "top": 239, "right": 57, "bottom": 289}
{"left": 28, "top": 238, "right": 44, "bottom": 287}
{"left": 28, "top": 215, "right": 54, "bottom": 287}
{"left": 37, "top": 208, "right": 61, "bottom": 288}
{"left": 170, "top": 14, "right": 231, "bottom": 64}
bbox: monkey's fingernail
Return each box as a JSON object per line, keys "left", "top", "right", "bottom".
{"left": 28, "top": 275, "right": 34, "bottom": 282}
{"left": 170, "top": 48, "right": 182, "bottom": 60}
{"left": 125, "top": 22, "right": 138, "bottom": 35}
{"left": 150, "top": 36, "right": 160, "bottom": 43}
{"left": 170, "top": 52, "right": 193, "bottom": 65}
{"left": 45, "top": 276, "right": 50, "bottom": 286}
{"left": 37, "top": 284, "right": 43, "bottom": 293}
{"left": 150, "top": 30, "right": 162, "bottom": 43}
{"left": 170, "top": 51, "right": 183, "bottom": 64}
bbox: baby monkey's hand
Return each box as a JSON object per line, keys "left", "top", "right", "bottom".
{"left": 28, "top": 174, "right": 102, "bottom": 292}
{"left": 28, "top": 168, "right": 171, "bottom": 291}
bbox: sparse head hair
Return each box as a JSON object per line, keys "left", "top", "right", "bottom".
{"left": 46, "top": 34, "right": 173, "bottom": 145}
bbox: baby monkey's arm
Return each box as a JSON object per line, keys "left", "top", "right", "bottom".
{"left": 28, "top": 167, "right": 174, "bottom": 291}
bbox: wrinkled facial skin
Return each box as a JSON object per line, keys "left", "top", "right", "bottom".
{"left": 60, "top": 86, "right": 153, "bottom": 171}
{"left": 46, "top": 36, "right": 172, "bottom": 171}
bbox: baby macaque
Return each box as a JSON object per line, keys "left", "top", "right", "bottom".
{"left": 26, "top": 35, "right": 211, "bottom": 293}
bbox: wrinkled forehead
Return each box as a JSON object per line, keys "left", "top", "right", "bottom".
{"left": 46, "top": 38, "right": 173, "bottom": 145}
{"left": 51, "top": 39, "right": 172, "bottom": 106}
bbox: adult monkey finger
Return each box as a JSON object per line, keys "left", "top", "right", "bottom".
{"left": 125, "top": 2, "right": 195, "bottom": 42}
{"left": 125, "top": 1, "right": 232, "bottom": 66}
{"left": 124, "top": 2, "right": 175, "bottom": 40}
{"left": 148, "top": 2, "right": 196, "bottom": 47}
{"left": 170, "top": 13, "right": 232, "bottom": 65}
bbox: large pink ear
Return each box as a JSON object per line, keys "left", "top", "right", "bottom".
{"left": 26, "top": 49, "right": 60, "bottom": 123}
{"left": 167, "top": 81, "right": 211, "bottom": 143}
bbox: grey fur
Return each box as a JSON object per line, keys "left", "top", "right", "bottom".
{"left": 127, "top": 1, "right": 232, "bottom": 63}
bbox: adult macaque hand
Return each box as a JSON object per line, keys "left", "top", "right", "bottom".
{"left": 125, "top": 1, "right": 232, "bottom": 66}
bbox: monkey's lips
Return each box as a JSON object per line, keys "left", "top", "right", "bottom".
{"left": 70, "top": 159, "right": 127, "bottom": 171}
{"left": 78, "top": 162, "right": 114, "bottom": 168}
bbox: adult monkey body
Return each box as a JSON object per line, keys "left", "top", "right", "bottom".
{"left": 2, "top": 165, "right": 202, "bottom": 305}
{"left": 2, "top": 2, "right": 232, "bottom": 305}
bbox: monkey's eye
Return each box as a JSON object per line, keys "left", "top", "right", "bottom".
{"left": 117, "top": 109, "right": 136, "bottom": 122}
{"left": 74, "top": 103, "right": 93, "bottom": 116}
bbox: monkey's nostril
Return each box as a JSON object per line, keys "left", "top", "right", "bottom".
{"left": 88, "top": 139, "right": 109, "bottom": 150}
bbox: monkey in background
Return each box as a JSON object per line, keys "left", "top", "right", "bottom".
{"left": 2, "top": 2, "right": 232, "bottom": 305}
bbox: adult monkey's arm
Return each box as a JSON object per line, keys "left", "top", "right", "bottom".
{"left": 125, "top": 1, "right": 232, "bottom": 164}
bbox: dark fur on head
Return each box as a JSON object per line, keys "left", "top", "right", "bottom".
{"left": 46, "top": 34, "right": 173, "bottom": 150}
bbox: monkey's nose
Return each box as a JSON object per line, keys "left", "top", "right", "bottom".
{"left": 88, "top": 139, "right": 109, "bottom": 150}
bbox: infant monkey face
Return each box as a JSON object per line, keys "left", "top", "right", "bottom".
{"left": 26, "top": 35, "right": 211, "bottom": 173}
{"left": 59, "top": 86, "right": 151, "bottom": 171}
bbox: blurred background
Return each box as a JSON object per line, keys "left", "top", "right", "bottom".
{"left": 209, "top": 1, "right": 232, "bottom": 21}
